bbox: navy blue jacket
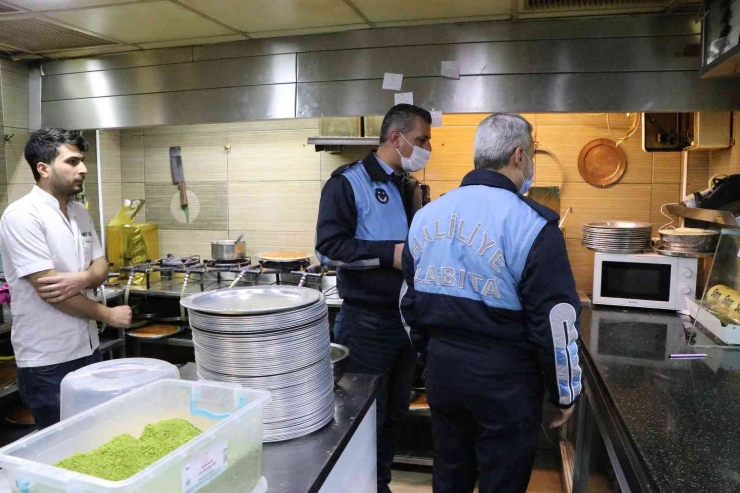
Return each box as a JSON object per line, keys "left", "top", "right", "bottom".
{"left": 400, "top": 169, "right": 582, "bottom": 408}
{"left": 316, "top": 152, "right": 422, "bottom": 311}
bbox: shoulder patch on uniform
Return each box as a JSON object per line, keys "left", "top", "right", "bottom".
{"left": 519, "top": 195, "right": 560, "bottom": 223}
{"left": 331, "top": 162, "right": 361, "bottom": 177}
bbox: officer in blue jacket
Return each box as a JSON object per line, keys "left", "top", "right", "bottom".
{"left": 316, "top": 104, "right": 432, "bottom": 493}
{"left": 400, "top": 113, "right": 581, "bottom": 493}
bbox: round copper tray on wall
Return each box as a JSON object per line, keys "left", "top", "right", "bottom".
{"left": 578, "top": 138, "right": 627, "bottom": 187}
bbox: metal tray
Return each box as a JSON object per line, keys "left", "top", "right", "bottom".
{"left": 181, "top": 285, "right": 323, "bottom": 315}
{"left": 256, "top": 252, "right": 312, "bottom": 263}
{"left": 653, "top": 246, "right": 715, "bottom": 258}
{"left": 127, "top": 325, "right": 184, "bottom": 339}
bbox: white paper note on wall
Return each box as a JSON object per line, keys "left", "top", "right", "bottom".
{"left": 431, "top": 111, "right": 443, "bottom": 127}
{"left": 383, "top": 73, "right": 404, "bottom": 91}
{"left": 394, "top": 92, "right": 414, "bottom": 105}
{"left": 441, "top": 61, "right": 460, "bottom": 79}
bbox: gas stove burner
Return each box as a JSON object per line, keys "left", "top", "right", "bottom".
{"left": 159, "top": 254, "right": 201, "bottom": 268}
{"left": 260, "top": 258, "right": 311, "bottom": 272}
{"left": 204, "top": 257, "right": 252, "bottom": 269}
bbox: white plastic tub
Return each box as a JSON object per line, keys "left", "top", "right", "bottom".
{"left": 0, "top": 379, "right": 271, "bottom": 493}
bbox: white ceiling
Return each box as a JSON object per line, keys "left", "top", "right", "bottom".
{"left": 0, "top": 0, "right": 697, "bottom": 59}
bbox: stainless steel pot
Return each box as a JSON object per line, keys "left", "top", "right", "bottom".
{"left": 211, "top": 240, "right": 246, "bottom": 260}
{"left": 659, "top": 228, "right": 719, "bottom": 252}
{"left": 330, "top": 343, "right": 350, "bottom": 384}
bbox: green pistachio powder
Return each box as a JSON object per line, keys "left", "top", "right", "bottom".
{"left": 55, "top": 419, "right": 203, "bottom": 481}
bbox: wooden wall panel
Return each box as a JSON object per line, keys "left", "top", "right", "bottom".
{"left": 709, "top": 112, "right": 740, "bottom": 178}
{"left": 686, "top": 151, "right": 710, "bottom": 196}
{"left": 537, "top": 113, "right": 635, "bottom": 129}
{"left": 424, "top": 126, "right": 477, "bottom": 181}
{"left": 535, "top": 123, "right": 652, "bottom": 185}
{"left": 559, "top": 184, "right": 652, "bottom": 240}
{"left": 566, "top": 239, "right": 595, "bottom": 293}
{"left": 653, "top": 152, "right": 682, "bottom": 184}
{"left": 651, "top": 184, "right": 681, "bottom": 233}
{"left": 441, "top": 113, "right": 536, "bottom": 128}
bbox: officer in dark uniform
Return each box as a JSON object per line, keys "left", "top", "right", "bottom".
{"left": 400, "top": 113, "right": 581, "bottom": 493}
{"left": 316, "top": 104, "right": 432, "bottom": 493}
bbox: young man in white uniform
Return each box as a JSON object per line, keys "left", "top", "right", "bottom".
{"left": 0, "top": 128, "right": 131, "bottom": 429}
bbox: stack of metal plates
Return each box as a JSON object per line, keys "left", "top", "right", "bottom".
{"left": 181, "top": 286, "right": 334, "bottom": 442}
{"left": 582, "top": 221, "right": 652, "bottom": 253}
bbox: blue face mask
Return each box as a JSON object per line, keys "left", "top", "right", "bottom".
{"left": 519, "top": 151, "right": 535, "bottom": 195}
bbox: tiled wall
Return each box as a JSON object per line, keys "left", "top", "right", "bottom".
{"left": 119, "top": 119, "right": 366, "bottom": 260}
{"left": 116, "top": 113, "right": 718, "bottom": 291}
{"left": 0, "top": 60, "right": 30, "bottom": 213}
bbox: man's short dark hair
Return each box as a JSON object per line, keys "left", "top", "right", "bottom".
{"left": 379, "top": 104, "right": 432, "bottom": 144}
{"left": 24, "top": 128, "right": 88, "bottom": 182}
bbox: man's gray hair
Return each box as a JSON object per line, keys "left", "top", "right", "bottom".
{"left": 474, "top": 113, "right": 534, "bottom": 170}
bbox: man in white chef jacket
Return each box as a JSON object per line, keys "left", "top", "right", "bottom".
{"left": 0, "top": 128, "right": 132, "bottom": 429}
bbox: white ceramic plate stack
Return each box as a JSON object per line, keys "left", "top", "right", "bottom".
{"left": 181, "top": 286, "right": 334, "bottom": 442}
{"left": 582, "top": 221, "right": 653, "bottom": 253}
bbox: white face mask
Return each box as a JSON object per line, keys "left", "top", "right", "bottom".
{"left": 397, "top": 133, "right": 431, "bottom": 172}
{"left": 519, "top": 151, "right": 535, "bottom": 195}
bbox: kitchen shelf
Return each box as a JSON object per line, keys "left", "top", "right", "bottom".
{"left": 307, "top": 137, "right": 379, "bottom": 147}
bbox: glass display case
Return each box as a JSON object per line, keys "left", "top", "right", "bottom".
{"left": 689, "top": 229, "right": 740, "bottom": 346}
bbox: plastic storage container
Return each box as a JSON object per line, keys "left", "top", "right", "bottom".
{"left": 61, "top": 358, "right": 180, "bottom": 420}
{"left": 0, "top": 379, "right": 271, "bottom": 493}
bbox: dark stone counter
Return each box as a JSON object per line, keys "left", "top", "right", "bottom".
{"left": 580, "top": 307, "right": 740, "bottom": 493}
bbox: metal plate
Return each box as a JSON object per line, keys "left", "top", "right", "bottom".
{"left": 584, "top": 221, "right": 652, "bottom": 230}
{"left": 578, "top": 138, "right": 628, "bottom": 187}
{"left": 256, "top": 252, "right": 312, "bottom": 263}
{"left": 653, "top": 246, "right": 715, "bottom": 258}
{"left": 191, "top": 291, "right": 334, "bottom": 442}
{"left": 181, "top": 286, "right": 323, "bottom": 315}
{"left": 127, "top": 325, "right": 184, "bottom": 339}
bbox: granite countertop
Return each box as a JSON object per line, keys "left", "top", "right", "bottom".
{"left": 180, "top": 363, "right": 377, "bottom": 493}
{"left": 581, "top": 307, "right": 740, "bottom": 493}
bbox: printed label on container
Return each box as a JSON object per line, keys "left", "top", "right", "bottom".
{"left": 182, "top": 440, "right": 228, "bottom": 493}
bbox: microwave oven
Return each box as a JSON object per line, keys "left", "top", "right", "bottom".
{"left": 592, "top": 252, "right": 698, "bottom": 312}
